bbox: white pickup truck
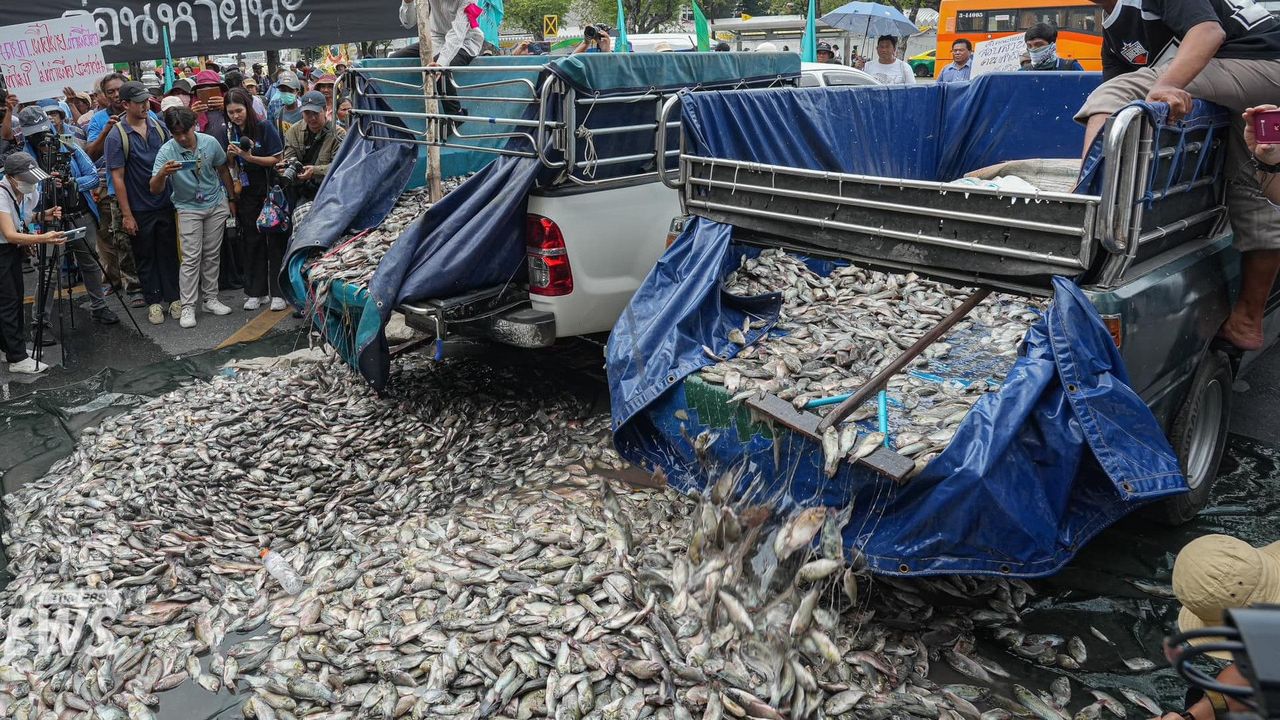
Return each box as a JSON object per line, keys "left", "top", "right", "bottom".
{"left": 356, "top": 54, "right": 848, "bottom": 348}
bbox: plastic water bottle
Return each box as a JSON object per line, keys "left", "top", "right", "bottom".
{"left": 260, "top": 549, "right": 304, "bottom": 594}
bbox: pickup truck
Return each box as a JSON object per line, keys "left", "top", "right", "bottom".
{"left": 321, "top": 54, "right": 804, "bottom": 352}
{"left": 604, "top": 73, "right": 1280, "bottom": 578}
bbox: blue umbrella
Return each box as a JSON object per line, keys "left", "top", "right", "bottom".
{"left": 820, "top": 1, "right": 918, "bottom": 39}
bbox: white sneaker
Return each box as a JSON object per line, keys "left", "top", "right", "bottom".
{"left": 203, "top": 299, "right": 232, "bottom": 316}
{"left": 179, "top": 306, "right": 197, "bottom": 328}
{"left": 8, "top": 357, "right": 48, "bottom": 375}
{"left": 243, "top": 297, "right": 261, "bottom": 311}
{"left": 270, "top": 297, "right": 287, "bottom": 312}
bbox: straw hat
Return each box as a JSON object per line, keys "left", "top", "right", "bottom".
{"left": 1172, "top": 534, "right": 1280, "bottom": 659}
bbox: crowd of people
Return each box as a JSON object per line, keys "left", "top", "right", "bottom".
{"left": 0, "top": 60, "right": 348, "bottom": 374}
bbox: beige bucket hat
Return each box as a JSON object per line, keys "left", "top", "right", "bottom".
{"left": 1172, "top": 534, "right": 1280, "bottom": 659}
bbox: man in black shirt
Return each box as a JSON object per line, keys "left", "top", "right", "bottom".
{"left": 1077, "top": 0, "right": 1280, "bottom": 351}
{"left": 1100, "top": 0, "right": 1177, "bottom": 80}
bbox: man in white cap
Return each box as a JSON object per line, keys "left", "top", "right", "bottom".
{"left": 1157, "top": 534, "right": 1280, "bottom": 720}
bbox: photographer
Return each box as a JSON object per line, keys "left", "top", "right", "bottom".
{"left": 150, "top": 106, "right": 236, "bottom": 329}
{"left": 18, "top": 107, "right": 118, "bottom": 327}
{"left": 224, "top": 88, "right": 286, "bottom": 312}
{"left": 573, "top": 24, "right": 613, "bottom": 54}
{"left": 278, "top": 91, "right": 345, "bottom": 207}
{"left": 0, "top": 152, "right": 68, "bottom": 375}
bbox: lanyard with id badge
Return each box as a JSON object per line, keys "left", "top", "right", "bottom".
{"left": 176, "top": 146, "right": 210, "bottom": 204}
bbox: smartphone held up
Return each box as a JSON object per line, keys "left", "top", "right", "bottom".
{"left": 1254, "top": 108, "right": 1280, "bottom": 145}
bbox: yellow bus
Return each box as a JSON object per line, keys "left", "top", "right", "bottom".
{"left": 936, "top": 0, "right": 1104, "bottom": 76}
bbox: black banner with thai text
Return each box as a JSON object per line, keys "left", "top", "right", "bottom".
{"left": 0, "top": 1, "right": 412, "bottom": 63}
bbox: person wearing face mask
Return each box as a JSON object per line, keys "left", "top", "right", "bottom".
{"left": 266, "top": 72, "right": 305, "bottom": 137}
{"left": 1020, "top": 23, "right": 1085, "bottom": 71}
{"left": 0, "top": 152, "right": 69, "bottom": 375}
{"left": 19, "top": 106, "right": 119, "bottom": 328}
{"left": 165, "top": 78, "right": 194, "bottom": 109}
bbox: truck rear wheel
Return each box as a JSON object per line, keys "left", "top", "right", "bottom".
{"left": 1149, "top": 351, "right": 1232, "bottom": 526}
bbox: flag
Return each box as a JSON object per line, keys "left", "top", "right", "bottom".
{"left": 740, "top": 13, "right": 752, "bottom": 20}
{"left": 801, "top": 0, "right": 817, "bottom": 62}
{"left": 615, "top": 0, "right": 631, "bottom": 52}
{"left": 478, "top": 0, "right": 504, "bottom": 47}
{"left": 693, "top": 0, "right": 710, "bottom": 51}
{"left": 161, "top": 27, "right": 175, "bottom": 92}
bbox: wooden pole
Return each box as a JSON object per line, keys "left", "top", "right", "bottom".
{"left": 814, "top": 288, "right": 993, "bottom": 434}
{"left": 415, "top": 0, "right": 444, "bottom": 202}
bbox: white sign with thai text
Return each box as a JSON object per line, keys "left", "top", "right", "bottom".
{"left": 972, "top": 33, "right": 1026, "bottom": 76}
{"left": 0, "top": 15, "right": 109, "bottom": 103}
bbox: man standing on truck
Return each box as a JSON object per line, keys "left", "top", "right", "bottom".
{"left": 1097, "top": 0, "right": 1176, "bottom": 80}
{"left": 1076, "top": 0, "right": 1280, "bottom": 351}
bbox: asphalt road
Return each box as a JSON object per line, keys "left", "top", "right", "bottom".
{"left": 0, "top": 262, "right": 305, "bottom": 400}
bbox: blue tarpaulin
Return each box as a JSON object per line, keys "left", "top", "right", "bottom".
{"left": 284, "top": 53, "right": 799, "bottom": 391}
{"left": 607, "top": 74, "right": 1187, "bottom": 577}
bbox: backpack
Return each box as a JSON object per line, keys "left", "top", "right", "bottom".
{"left": 114, "top": 115, "right": 169, "bottom": 161}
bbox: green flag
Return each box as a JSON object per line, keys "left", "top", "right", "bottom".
{"left": 615, "top": 0, "right": 631, "bottom": 52}
{"left": 801, "top": 0, "right": 817, "bottom": 61}
{"left": 693, "top": 0, "right": 711, "bottom": 52}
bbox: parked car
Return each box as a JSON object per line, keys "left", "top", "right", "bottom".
{"left": 799, "top": 63, "right": 880, "bottom": 87}
{"left": 908, "top": 49, "right": 936, "bottom": 77}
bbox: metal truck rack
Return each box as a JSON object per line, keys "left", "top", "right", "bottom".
{"left": 654, "top": 95, "right": 1232, "bottom": 482}
{"left": 658, "top": 100, "right": 1228, "bottom": 296}
{"left": 348, "top": 62, "right": 796, "bottom": 189}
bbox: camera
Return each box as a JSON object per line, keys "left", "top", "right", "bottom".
{"left": 278, "top": 159, "right": 305, "bottom": 184}
{"left": 583, "top": 24, "right": 599, "bottom": 40}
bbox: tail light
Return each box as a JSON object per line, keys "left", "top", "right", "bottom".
{"left": 526, "top": 215, "right": 573, "bottom": 296}
{"left": 1101, "top": 314, "right": 1123, "bottom": 348}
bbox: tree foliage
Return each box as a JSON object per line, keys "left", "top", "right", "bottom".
{"left": 580, "top": 0, "right": 685, "bottom": 34}
{"left": 505, "top": 0, "right": 574, "bottom": 38}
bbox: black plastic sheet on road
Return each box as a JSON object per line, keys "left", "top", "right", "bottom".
{"left": 0, "top": 334, "right": 1276, "bottom": 716}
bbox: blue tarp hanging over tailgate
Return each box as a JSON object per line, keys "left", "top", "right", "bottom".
{"left": 607, "top": 74, "right": 1187, "bottom": 576}
{"left": 285, "top": 53, "right": 799, "bottom": 391}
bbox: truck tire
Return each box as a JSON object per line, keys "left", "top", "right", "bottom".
{"left": 1148, "top": 351, "right": 1232, "bottom": 526}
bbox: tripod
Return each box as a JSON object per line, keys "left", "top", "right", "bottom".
{"left": 31, "top": 143, "right": 144, "bottom": 363}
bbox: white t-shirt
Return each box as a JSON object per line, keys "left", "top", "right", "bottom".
{"left": 0, "top": 182, "right": 40, "bottom": 244}
{"left": 863, "top": 59, "right": 915, "bottom": 86}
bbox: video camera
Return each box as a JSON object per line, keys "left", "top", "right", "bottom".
{"left": 1169, "top": 605, "right": 1280, "bottom": 720}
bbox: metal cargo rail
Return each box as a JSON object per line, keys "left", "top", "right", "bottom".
{"left": 653, "top": 94, "right": 1232, "bottom": 482}
{"left": 657, "top": 100, "right": 1229, "bottom": 295}
{"left": 348, "top": 63, "right": 796, "bottom": 189}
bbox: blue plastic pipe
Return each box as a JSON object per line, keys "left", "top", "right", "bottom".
{"left": 878, "top": 390, "right": 891, "bottom": 447}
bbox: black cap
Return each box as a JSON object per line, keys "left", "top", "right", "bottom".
{"left": 3, "top": 152, "right": 51, "bottom": 183}
{"left": 817, "top": 41, "right": 833, "bottom": 53}
{"left": 299, "top": 91, "right": 327, "bottom": 114}
{"left": 119, "top": 81, "right": 151, "bottom": 104}
{"left": 714, "top": 41, "right": 731, "bottom": 52}
{"left": 167, "top": 78, "right": 194, "bottom": 96}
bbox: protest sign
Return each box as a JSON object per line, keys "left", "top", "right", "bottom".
{"left": 0, "top": 0, "right": 406, "bottom": 63}
{"left": 0, "top": 15, "right": 108, "bottom": 102}
{"left": 972, "top": 33, "right": 1025, "bottom": 76}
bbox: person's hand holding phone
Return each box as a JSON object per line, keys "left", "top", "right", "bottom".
{"left": 206, "top": 95, "right": 225, "bottom": 111}
{"left": 160, "top": 160, "right": 183, "bottom": 178}
{"left": 190, "top": 100, "right": 208, "bottom": 113}
{"left": 39, "top": 230, "right": 66, "bottom": 245}
{"left": 1245, "top": 105, "right": 1280, "bottom": 166}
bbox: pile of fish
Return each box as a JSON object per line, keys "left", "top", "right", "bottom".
{"left": 306, "top": 176, "right": 470, "bottom": 297}
{"left": 0, "top": 350, "right": 1170, "bottom": 719}
{"left": 701, "top": 249, "right": 1045, "bottom": 469}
